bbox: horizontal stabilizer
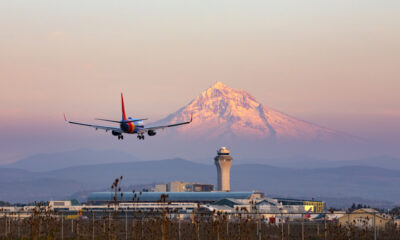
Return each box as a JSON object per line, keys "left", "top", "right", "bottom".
{"left": 96, "top": 118, "right": 148, "bottom": 123}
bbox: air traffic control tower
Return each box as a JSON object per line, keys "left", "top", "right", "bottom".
{"left": 214, "top": 147, "right": 233, "bottom": 192}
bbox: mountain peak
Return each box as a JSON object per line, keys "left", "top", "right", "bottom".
{"left": 210, "top": 81, "right": 228, "bottom": 90}
{"left": 154, "top": 83, "right": 349, "bottom": 142}
{"left": 200, "top": 82, "right": 257, "bottom": 104}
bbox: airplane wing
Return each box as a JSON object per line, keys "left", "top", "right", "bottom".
{"left": 137, "top": 114, "right": 193, "bottom": 133}
{"left": 64, "top": 114, "right": 122, "bottom": 133}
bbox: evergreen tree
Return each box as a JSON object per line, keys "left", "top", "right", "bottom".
{"left": 0, "top": 201, "right": 11, "bottom": 206}
{"left": 390, "top": 207, "right": 400, "bottom": 216}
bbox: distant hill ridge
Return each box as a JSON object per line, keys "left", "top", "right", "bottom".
{"left": 1, "top": 156, "right": 400, "bottom": 207}
{"left": 5, "top": 149, "right": 137, "bottom": 172}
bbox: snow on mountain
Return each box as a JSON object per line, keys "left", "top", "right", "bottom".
{"left": 152, "top": 82, "right": 349, "bottom": 142}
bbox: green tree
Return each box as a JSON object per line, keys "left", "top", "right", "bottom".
{"left": 390, "top": 207, "right": 400, "bottom": 216}
{"left": 0, "top": 201, "right": 11, "bottom": 206}
{"left": 70, "top": 199, "right": 80, "bottom": 206}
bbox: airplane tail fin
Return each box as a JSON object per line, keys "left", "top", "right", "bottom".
{"left": 121, "top": 93, "right": 127, "bottom": 120}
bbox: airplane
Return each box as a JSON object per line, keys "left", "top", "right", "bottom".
{"left": 64, "top": 93, "right": 193, "bottom": 140}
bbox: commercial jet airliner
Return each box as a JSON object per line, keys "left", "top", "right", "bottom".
{"left": 64, "top": 94, "right": 192, "bottom": 140}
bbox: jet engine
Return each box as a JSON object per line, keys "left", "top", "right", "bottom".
{"left": 112, "top": 130, "right": 121, "bottom": 136}
{"left": 148, "top": 130, "right": 157, "bottom": 136}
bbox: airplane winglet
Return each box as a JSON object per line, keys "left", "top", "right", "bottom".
{"left": 190, "top": 113, "right": 193, "bottom": 122}
{"left": 64, "top": 113, "right": 67, "bottom": 122}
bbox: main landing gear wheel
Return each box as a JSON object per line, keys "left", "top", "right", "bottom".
{"left": 118, "top": 135, "right": 124, "bottom": 140}
{"left": 137, "top": 135, "right": 145, "bottom": 140}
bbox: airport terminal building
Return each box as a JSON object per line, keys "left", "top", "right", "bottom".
{"left": 85, "top": 191, "right": 324, "bottom": 214}
{"left": 88, "top": 191, "right": 263, "bottom": 204}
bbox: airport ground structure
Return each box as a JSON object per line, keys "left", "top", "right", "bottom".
{"left": 85, "top": 191, "right": 325, "bottom": 215}
{"left": 152, "top": 181, "right": 214, "bottom": 192}
{"left": 215, "top": 147, "right": 233, "bottom": 192}
{"left": 1, "top": 182, "right": 399, "bottom": 239}
{"left": 1, "top": 203, "right": 399, "bottom": 240}
{"left": 1, "top": 192, "right": 324, "bottom": 219}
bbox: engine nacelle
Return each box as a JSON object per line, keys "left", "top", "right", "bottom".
{"left": 112, "top": 130, "right": 121, "bottom": 136}
{"left": 148, "top": 130, "right": 157, "bottom": 136}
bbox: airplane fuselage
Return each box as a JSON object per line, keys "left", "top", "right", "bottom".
{"left": 120, "top": 118, "right": 144, "bottom": 134}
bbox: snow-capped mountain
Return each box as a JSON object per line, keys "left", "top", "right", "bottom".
{"left": 152, "top": 82, "right": 349, "bottom": 142}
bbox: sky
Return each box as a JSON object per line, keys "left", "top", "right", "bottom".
{"left": 0, "top": 0, "right": 399, "bottom": 163}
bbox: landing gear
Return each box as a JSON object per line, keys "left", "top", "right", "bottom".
{"left": 137, "top": 134, "right": 145, "bottom": 140}
{"left": 118, "top": 135, "right": 124, "bottom": 140}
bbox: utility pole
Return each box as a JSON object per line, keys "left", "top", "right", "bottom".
{"left": 302, "top": 213, "right": 305, "bottom": 240}
{"left": 374, "top": 213, "right": 377, "bottom": 240}
{"left": 92, "top": 212, "right": 95, "bottom": 240}
{"left": 61, "top": 213, "right": 64, "bottom": 240}
{"left": 125, "top": 211, "right": 128, "bottom": 240}
{"left": 324, "top": 214, "right": 327, "bottom": 240}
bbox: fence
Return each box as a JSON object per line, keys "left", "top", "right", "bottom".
{"left": 0, "top": 210, "right": 399, "bottom": 240}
